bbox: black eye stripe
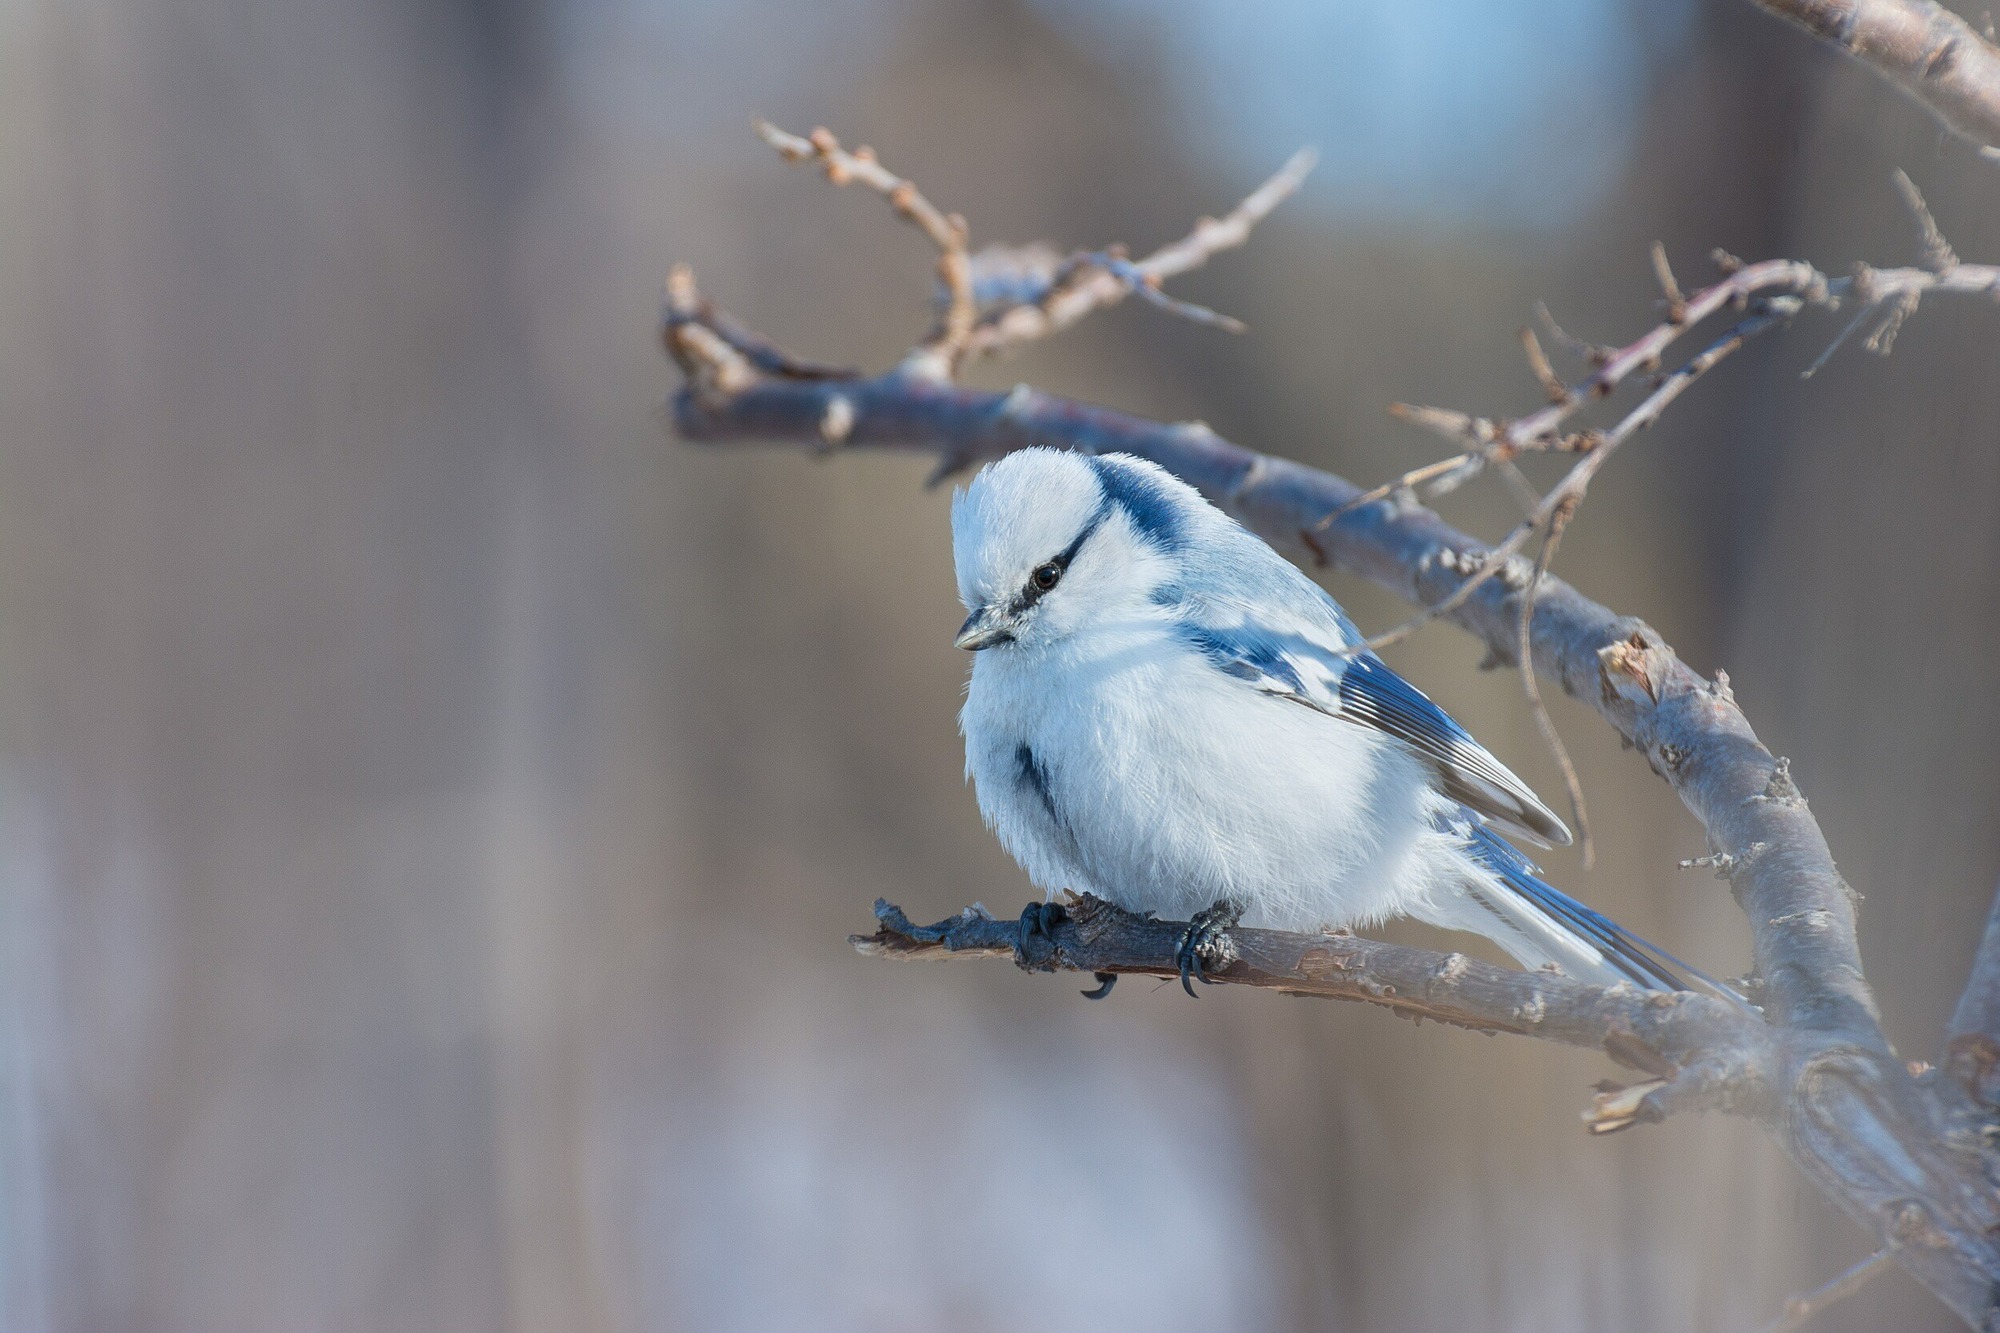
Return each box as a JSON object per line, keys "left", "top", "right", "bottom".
{"left": 1011, "top": 510, "right": 1104, "bottom": 613}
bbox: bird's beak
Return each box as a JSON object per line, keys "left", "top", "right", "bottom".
{"left": 954, "top": 607, "right": 1014, "bottom": 651}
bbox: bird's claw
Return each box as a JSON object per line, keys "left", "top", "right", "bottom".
{"left": 1017, "top": 900, "right": 1068, "bottom": 956}
{"left": 1080, "top": 971, "right": 1117, "bottom": 1000}
{"left": 1176, "top": 898, "right": 1245, "bottom": 997}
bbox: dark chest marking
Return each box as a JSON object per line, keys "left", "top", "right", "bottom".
{"left": 1014, "top": 742, "right": 1065, "bottom": 828}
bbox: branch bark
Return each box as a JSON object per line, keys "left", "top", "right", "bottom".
{"left": 1744, "top": 0, "right": 2000, "bottom": 157}
{"left": 1946, "top": 880, "right": 2000, "bottom": 1108}
{"left": 664, "top": 126, "right": 2000, "bottom": 1326}
{"left": 669, "top": 324, "right": 2000, "bottom": 1327}
{"left": 858, "top": 894, "right": 1772, "bottom": 1129}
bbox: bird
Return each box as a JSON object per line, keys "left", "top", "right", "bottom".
{"left": 950, "top": 446, "right": 1717, "bottom": 1000}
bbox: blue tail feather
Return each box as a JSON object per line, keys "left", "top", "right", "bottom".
{"left": 1463, "top": 825, "right": 1746, "bottom": 1005}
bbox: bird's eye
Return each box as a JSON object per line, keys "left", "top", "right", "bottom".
{"left": 1031, "top": 563, "right": 1062, "bottom": 592}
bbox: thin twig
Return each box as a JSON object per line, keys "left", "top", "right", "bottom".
{"left": 663, "top": 263, "right": 857, "bottom": 383}
{"left": 1374, "top": 200, "right": 1994, "bottom": 487}
{"left": 962, "top": 148, "right": 1315, "bottom": 359}
{"left": 1517, "top": 494, "right": 1593, "bottom": 866}
{"left": 1800, "top": 296, "right": 1882, "bottom": 378}
{"left": 1893, "top": 168, "right": 1959, "bottom": 273}
{"left": 1805, "top": 171, "right": 1964, "bottom": 378}
{"left": 1360, "top": 298, "right": 1800, "bottom": 652}
{"left": 1760, "top": 1249, "right": 1893, "bottom": 1332}
{"left": 1535, "top": 299, "right": 1613, "bottom": 368}
{"left": 1651, "top": 242, "right": 1689, "bottom": 325}
{"left": 1522, "top": 326, "right": 1573, "bottom": 403}
{"left": 1317, "top": 446, "right": 1479, "bottom": 524}
{"left": 1067, "top": 250, "right": 1248, "bottom": 332}
{"left": 755, "top": 120, "right": 975, "bottom": 378}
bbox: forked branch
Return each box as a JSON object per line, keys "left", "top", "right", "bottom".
{"left": 665, "top": 125, "right": 2000, "bottom": 1327}
{"left": 959, "top": 147, "right": 1316, "bottom": 357}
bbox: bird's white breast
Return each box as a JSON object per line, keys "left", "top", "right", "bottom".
{"left": 961, "top": 617, "right": 1462, "bottom": 933}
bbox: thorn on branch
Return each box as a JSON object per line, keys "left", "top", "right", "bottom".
{"left": 1864, "top": 289, "right": 1923, "bottom": 358}
{"left": 1802, "top": 279, "right": 1880, "bottom": 379}
{"left": 817, "top": 394, "right": 855, "bottom": 450}
{"left": 1533, "top": 300, "right": 1612, "bottom": 368}
{"left": 1757, "top": 756, "right": 1806, "bottom": 807}
{"left": 1892, "top": 168, "right": 1959, "bottom": 275}
{"left": 1651, "top": 242, "right": 1688, "bottom": 325}
{"left": 1584, "top": 1077, "right": 1668, "bottom": 1133}
{"left": 1387, "top": 402, "right": 1499, "bottom": 447}
{"left": 1521, "top": 326, "right": 1573, "bottom": 404}
{"left": 661, "top": 268, "right": 759, "bottom": 396}
{"left": 661, "top": 263, "right": 857, "bottom": 385}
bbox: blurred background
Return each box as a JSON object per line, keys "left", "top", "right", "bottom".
{"left": 3, "top": 0, "right": 1998, "bottom": 1328}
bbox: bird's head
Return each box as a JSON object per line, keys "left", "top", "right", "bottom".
{"left": 949, "top": 449, "right": 1208, "bottom": 651}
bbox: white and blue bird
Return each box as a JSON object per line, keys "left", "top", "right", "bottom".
{"left": 951, "top": 447, "right": 1704, "bottom": 997}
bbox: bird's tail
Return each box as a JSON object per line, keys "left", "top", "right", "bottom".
{"left": 1437, "top": 822, "right": 1743, "bottom": 1003}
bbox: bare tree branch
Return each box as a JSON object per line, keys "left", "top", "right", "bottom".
{"left": 1357, "top": 292, "right": 1805, "bottom": 653}
{"left": 664, "top": 307, "right": 1858, "bottom": 1023}
{"left": 667, "top": 316, "right": 2000, "bottom": 1322}
{"left": 1743, "top": 0, "right": 2000, "bottom": 158}
{"left": 1945, "top": 879, "right": 2000, "bottom": 1108}
{"left": 1375, "top": 245, "right": 1996, "bottom": 489}
{"left": 857, "top": 894, "right": 1771, "bottom": 1127}
{"left": 664, "top": 128, "right": 2000, "bottom": 1326}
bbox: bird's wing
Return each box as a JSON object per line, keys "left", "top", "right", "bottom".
{"left": 1176, "top": 602, "right": 1573, "bottom": 848}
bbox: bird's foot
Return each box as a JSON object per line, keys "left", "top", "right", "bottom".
{"left": 1176, "top": 898, "right": 1246, "bottom": 997}
{"left": 1016, "top": 900, "right": 1067, "bottom": 957}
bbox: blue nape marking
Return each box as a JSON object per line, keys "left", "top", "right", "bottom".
{"left": 1089, "top": 456, "right": 1188, "bottom": 552}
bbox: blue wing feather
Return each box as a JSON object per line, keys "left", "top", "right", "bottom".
{"left": 1337, "top": 656, "right": 1571, "bottom": 847}
{"left": 1174, "top": 596, "right": 1571, "bottom": 847}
